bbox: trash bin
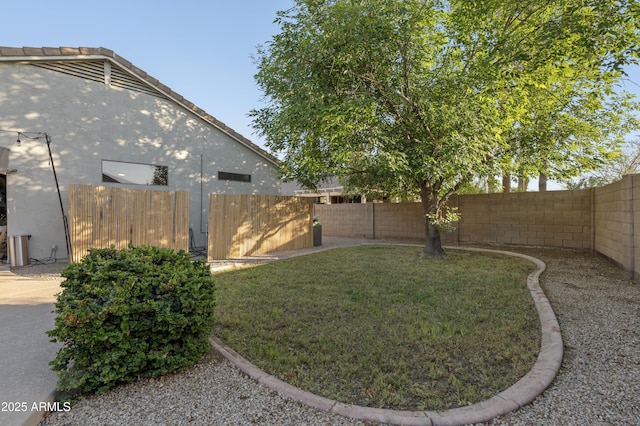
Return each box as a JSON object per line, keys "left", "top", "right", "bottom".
{"left": 313, "top": 224, "right": 322, "bottom": 247}
{"left": 9, "top": 235, "right": 29, "bottom": 267}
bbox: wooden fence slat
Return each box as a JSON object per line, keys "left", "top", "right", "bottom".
{"left": 69, "top": 184, "right": 94, "bottom": 261}
{"left": 68, "top": 184, "right": 189, "bottom": 262}
{"left": 177, "top": 191, "right": 190, "bottom": 249}
{"left": 208, "top": 193, "right": 313, "bottom": 260}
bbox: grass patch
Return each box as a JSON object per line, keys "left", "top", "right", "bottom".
{"left": 213, "top": 245, "right": 539, "bottom": 410}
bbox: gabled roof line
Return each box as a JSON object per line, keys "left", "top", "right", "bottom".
{"left": 0, "top": 46, "right": 278, "bottom": 165}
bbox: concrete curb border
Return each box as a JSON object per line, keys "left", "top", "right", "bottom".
{"left": 209, "top": 245, "right": 563, "bottom": 426}
{"left": 21, "top": 391, "right": 57, "bottom": 426}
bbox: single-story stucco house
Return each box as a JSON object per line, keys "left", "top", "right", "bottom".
{"left": 0, "top": 46, "right": 281, "bottom": 262}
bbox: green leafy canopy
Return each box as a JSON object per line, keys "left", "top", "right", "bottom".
{"left": 251, "top": 0, "right": 640, "bottom": 254}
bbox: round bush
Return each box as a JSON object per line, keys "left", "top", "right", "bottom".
{"left": 47, "top": 246, "right": 216, "bottom": 397}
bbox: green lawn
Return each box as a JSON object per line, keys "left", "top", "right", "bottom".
{"left": 212, "top": 245, "right": 539, "bottom": 410}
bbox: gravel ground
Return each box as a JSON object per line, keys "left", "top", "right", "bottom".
{"left": 16, "top": 246, "right": 639, "bottom": 426}
{"left": 478, "top": 247, "right": 640, "bottom": 426}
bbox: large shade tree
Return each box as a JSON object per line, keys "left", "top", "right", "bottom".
{"left": 252, "top": 0, "right": 640, "bottom": 256}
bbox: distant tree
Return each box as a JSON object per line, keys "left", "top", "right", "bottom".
{"left": 497, "top": 67, "right": 638, "bottom": 192}
{"left": 564, "top": 139, "right": 640, "bottom": 189}
{"left": 252, "top": 0, "right": 640, "bottom": 256}
{"left": 151, "top": 165, "right": 168, "bottom": 186}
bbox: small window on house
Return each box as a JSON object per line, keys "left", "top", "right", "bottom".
{"left": 218, "top": 171, "right": 251, "bottom": 183}
{"left": 102, "top": 160, "right": 168, "bottom": 186}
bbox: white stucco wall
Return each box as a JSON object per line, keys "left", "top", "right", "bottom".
{"left": 0, "top": 61, "right": 280, "bottom": 261}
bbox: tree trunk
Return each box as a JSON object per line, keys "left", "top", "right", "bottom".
{"left": 424, "top": 219, "right": 444, "bottom": 257}
{"left": 419, "top": 181, "right": 446, "bottom": 258}
{"left": 502, "top": 173, "right": 511, "bottom": 192}
{"left": 539, "top": 172, "right": 548, "bottom": 192}
{"left": 517, "top": 177, "right": 527, "bottom": 192}
{"left": 487, "top": 174, "right": 498, "bottom": 193}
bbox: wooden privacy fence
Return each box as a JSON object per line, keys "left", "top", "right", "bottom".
{"left": 68, "top": 184, "right": 190, "bottom": 262}
{"left": 208, "top": 194, "right": 314, "bottom": 260}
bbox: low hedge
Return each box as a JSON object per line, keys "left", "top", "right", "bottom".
{"left": 47, "top": 246, "right": 216, "bottom": 397}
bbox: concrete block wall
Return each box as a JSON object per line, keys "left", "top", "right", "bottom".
{"left": 633, "top": 175, "right": 640, "bottom": 280}
{"left": 314, "top": 202, "right": 458, "bottom": 244}
{"left": 316, "top": 190, "right": 591, "bottom": 249}
{"left": 372, "top": 202, "right": 424, "bottom": 240}
{"left": 594, "top": 175, "right": 635, "bottom": 276}
{"left": 457, "top": 190, "right": 592, "bottom": 249}
{"left": 313, "top": 174, "right": 640, "bottom": 280}
{"left": 314, "top": 203, "right": 374, "bottom": 239}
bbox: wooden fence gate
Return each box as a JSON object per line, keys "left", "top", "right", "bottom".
{"left": 68, "top": 184, "right": 189, "bottom": 262}
{"left": 208, "top": 194, "right": 313, "bottom": 260}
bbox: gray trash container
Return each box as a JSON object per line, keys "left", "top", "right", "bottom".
{"left": 313, "top": 224, "right": 322, "bottom": 247}
{"left": 9, "top": 235, "right": 29, "bottom": 267}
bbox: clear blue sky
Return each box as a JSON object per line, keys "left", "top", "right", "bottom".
{"left": 2, "top": 0, "right": 639, "bottom": 171}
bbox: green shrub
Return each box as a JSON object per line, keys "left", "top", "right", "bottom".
{"left": 47, "top": 246, "right": 216, "bottom": 397}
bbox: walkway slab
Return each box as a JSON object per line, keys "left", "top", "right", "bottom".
{"left": 0, "top": 269, "right": 61, "bottom": 426}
